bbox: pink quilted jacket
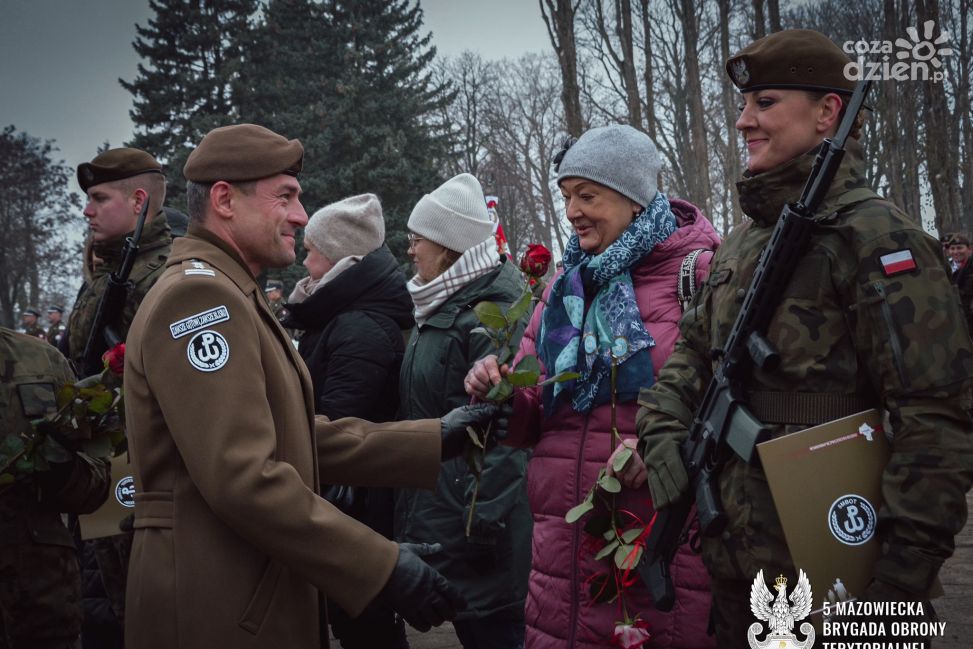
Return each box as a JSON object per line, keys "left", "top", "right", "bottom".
{"left": 508, "top": 198, "right": 720, "bottom": 649}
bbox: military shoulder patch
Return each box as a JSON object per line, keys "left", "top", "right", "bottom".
{"left": 170, "top": 306, "right": 230, "bottom": 339}
{"left": 879, "top": 249, "right": 917, "bottom": 276}
{"left": 184, "top": 261, "right": 216, "bottom": 277}
{"left": 186, "top": 330, "right": 230, "bottom": 372}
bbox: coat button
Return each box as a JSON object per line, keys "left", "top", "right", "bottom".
{"left": 736, "top": 288, "right": 746, "bottom": 301}
{"left": 722, "top": 530, "right": 732, "bottom": 541}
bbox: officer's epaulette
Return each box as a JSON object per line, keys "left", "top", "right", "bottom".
{"left": 182, "top": 259, "right": 217, "bottom": 278}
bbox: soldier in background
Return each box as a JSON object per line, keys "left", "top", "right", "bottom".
{"left": 0, "top": 327, "right": 110, "bottom": 649}
{"left": 66, "top": 147, "right": 172, "bottom": 649}
{"left": 20, "top": 308, "right": 46, "bottom": 339}
{"left": 264, "top": 279, "right": 285, "bottom": 319}
{"left": 46, "top": 306, "right": 66, "bottom": 347}
{"left": 612, "top": 30, "right": 973, "bottom": 647}
{"left": 948, "top": 234, "right": 973, "bottom": 336}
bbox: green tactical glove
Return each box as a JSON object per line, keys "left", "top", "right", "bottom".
{"left": 643, "top": 436, "right": 689, "bottom": 510}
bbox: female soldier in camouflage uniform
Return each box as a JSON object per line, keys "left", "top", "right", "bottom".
{"left": 614, "top": 29, "right": 973, "bottom": 647}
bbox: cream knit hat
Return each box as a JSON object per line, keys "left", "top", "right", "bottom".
{"left": 305, "top": 193, "right": 385, "bottom": 261}
{"left": 407, "top": 173, "right": 494, "bottom": 253}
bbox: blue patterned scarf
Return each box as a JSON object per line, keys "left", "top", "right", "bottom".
{"left": 538, "top": 192, "right": 676, "bottom": 414}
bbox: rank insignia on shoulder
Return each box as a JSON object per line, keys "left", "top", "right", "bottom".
{"left": 184, "top": 261, "right": 216, "bottom": 277}
{"left": 879, "top": 249, "right": 917, "bottom": 276}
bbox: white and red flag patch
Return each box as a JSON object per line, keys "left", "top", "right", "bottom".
{"left": 879, "top": 249, "right": 917, "bottom": 276}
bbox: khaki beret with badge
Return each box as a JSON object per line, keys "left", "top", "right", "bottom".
{"left": 183, "top": 124, "right": 304, "bottom": 183}
{"left": 726, "top": 29, "right": 855, "bottom": 95}
{"left": 77, "top": 148, "right": 163, "bottom": 193}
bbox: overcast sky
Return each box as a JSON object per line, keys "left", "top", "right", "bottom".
{"left": 0, "top": 0, "right": 550, "bottom": 173}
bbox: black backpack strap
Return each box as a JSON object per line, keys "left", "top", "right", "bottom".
{"left": 678, "top": 249, "right": 708, "bottom": 312}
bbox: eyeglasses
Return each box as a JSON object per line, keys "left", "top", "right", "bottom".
{"left": 407, "top": 233, "right": 424, "bottom": 249}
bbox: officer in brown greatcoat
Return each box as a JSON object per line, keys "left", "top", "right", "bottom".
{"left": 124, "top": 124, "right": 501, "bottom": 649}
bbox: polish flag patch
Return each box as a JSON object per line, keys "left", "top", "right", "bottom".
{"left": 879, "top": 250, "right": 917, "bottom": 276}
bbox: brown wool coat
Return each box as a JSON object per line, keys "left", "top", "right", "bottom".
{"left": 124, "top": 231, "right": 441, "bottom": 649}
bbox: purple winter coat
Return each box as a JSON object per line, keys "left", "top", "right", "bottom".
{"left": 507, "top": 198, "right": 720, "bottom": 649}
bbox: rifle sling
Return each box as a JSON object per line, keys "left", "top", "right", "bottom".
{"left": 747, "top": 390, "right": 871, "bottom": 426}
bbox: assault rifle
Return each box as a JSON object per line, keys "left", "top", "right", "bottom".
{"left": 638, "top": 80, "right": 872, "bottom": 611}
{"left": 79, "top": 195, "right": 151, "bottom": 376}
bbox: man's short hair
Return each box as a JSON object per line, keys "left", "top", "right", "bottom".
{"left": 115, "top": 172, "right": 167, "bottom": 215}
{"left": 186, "top": 179, "right": 257, "bottom": 223}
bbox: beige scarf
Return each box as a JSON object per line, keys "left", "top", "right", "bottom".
{"left": 407, "top": 236, "right": 500, "bottom": 326}
{"left": 288, "top": 256, "right": 362, "bottom": 304}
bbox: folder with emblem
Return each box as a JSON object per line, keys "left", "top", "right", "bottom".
{"left": 757, "top": 409, "right": 890, "bottom": 612}
{"left": 78, "top": 453, "right": 135, "bottom": 539}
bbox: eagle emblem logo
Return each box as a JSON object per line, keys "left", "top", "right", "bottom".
{"left": 731, "top": 58, "right": 750, "bottom": 85}
{"left": 748, "top": 570, "right": 815, "bottom": 649}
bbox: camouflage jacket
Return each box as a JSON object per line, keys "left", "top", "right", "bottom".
{"left": 67, "top": 211, "right": 171, "bottom": 373}
{"left": 0, "top": 327, "right": 110, "bottom": 645}
{"left": 636, "top": 142, "right": 973, "bottom": 596}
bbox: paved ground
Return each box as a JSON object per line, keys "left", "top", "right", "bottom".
{"left": 364, "top": 491, "right": 973, "bottom": 649}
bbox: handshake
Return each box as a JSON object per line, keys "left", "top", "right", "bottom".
{"left": 377, "top": 401, "right": 511, "bottom": 631}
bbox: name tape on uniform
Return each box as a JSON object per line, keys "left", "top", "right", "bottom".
{"left": 170, "top": 306, "right": 230, "bottom": 339}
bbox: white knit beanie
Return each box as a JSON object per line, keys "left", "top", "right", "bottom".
{"left": 555, "top": 124, "right": 662, "bottom": 208}
{"left": 407, "top": 173, "right": 494, "bottom": 253}
{"left": 304, "top": 193, "right": 385, "bottom": 261}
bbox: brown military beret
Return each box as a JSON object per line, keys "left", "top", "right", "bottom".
{"left": 183, "top": 124, "right": 304, "bottom": 183}
{"left": 949, "top": 233, "right": 971, "bottom": 246}
{"left": 77, "top": 148, "right": 164, "bottom": 193}
{"left": 726, "top": 29, "right": 855, "bottom": 95}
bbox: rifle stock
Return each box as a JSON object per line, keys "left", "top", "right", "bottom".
{"left": 638, "top": 80, "right": 872, "bottom": 610}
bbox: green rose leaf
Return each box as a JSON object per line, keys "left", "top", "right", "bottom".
{"left": 611, "top": 447, "right": 634, "bottom": 473}
{"left": 598, "top": 474, "right": 622, "bottom": 493}
{"left": 621, "top": 527, "right": 644, "bottom": 544}
{"left": 594, "top": 539, "right": 620, "bottom": 561}
{"left": 0, "top": 435, "right": 25, "bottom": 456}
{"left": 536, "top": 371, "right": 581, "bottom": 387}
{"left": 506, "top": 289, "right": 533, "bottom": 324}
{"left": 470, "top": 326, "right": 495, "bottom": 340}
{"left": 485, "top": 379, "right": 513, "bottom": 402}
{"left": 507, "top": 370, "right": 540, "bottom": 387}
{"left": 514, "top": 355, "right": 541, "bottom": 375}
{"left": 614, "top": 543, "right": 640, "bottom": 569}
{"left": 497, "top": 345, "right": 513, "bottom": 366}
{"left": 473, "top": 301, "right": 507, "bottom": 329}
{"left": 565, "top": 500, "right": 594, "bottom": 523}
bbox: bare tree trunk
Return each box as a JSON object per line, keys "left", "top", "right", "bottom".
{"left": 637, "top": 0, "right": 658, "bottom": 140}
{"left": 752, "top": 0, "right": 766, "bottom": 40}
{"left": 677, "top": 0, "right": 713, "bottom": 215}
{"left": 718, "top": 0, "right": 743, "bottom": 231}
{"left": 917, "top": 0, "right": 962, "bottom": 233}
{"left": 955, "top": 0, "right": 973, "bottom": 232}
{"left": 767, "top": 0, "right": 782, "bottom": 32}
{"left": 541, "top": 0, "right": 584, "bottom": 136}
{"left": 591, "top": 0, "right": 643, "bottom": 129}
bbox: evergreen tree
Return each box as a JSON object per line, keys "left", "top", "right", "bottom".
{"left": 121, "top": 0, "right": 256, "bottom": 207}
{"left": 239, "top": 0, "right": 454, "bottom": 271}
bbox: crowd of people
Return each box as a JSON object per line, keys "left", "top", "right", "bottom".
{"left": 3, "top": 27, "right": 972, "bottom": 649}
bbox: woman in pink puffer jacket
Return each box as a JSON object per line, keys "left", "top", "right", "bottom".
{"left": 465, "top": 125, "right": 720, "bottom": 648}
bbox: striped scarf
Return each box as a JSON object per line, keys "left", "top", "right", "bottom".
{"left": 407, "top": 236, "right": 501, "bottom": 326}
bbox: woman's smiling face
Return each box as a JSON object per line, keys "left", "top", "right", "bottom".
{"left": 559, "top": 178, "right": 641, "bottom": 254}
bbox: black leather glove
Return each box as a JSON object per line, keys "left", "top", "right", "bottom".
{"left": 377, "top": 542, "right": 466, "bottom": 631}
{"left": 440, "top": 402, "right": 512, "bottom": 460}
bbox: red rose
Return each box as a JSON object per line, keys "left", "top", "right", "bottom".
{"left": 519, "top": 243, "right": 552, "bottom": 278}
{"left": 102, "top": 343, "right": 126, "bottom": 376}
{"left": 612, "top": 619, "right": 651, "bottom": 649}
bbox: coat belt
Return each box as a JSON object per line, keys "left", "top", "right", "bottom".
{"left": 134, "top": 491, "right": 173, "bottom": 529}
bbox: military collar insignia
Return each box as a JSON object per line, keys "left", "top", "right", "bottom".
{"left": 731, "top": 58, "right": 750, "bottom": 86}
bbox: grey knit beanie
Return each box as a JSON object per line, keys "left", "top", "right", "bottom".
{"left": 305, "top": 193, "right": 385, "bottom": 262}
{"left": 554, "top": 124, "right": 662, "bottom": 208}
{"left": 407, "top": 173, "right": 494, "bottom": 253}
